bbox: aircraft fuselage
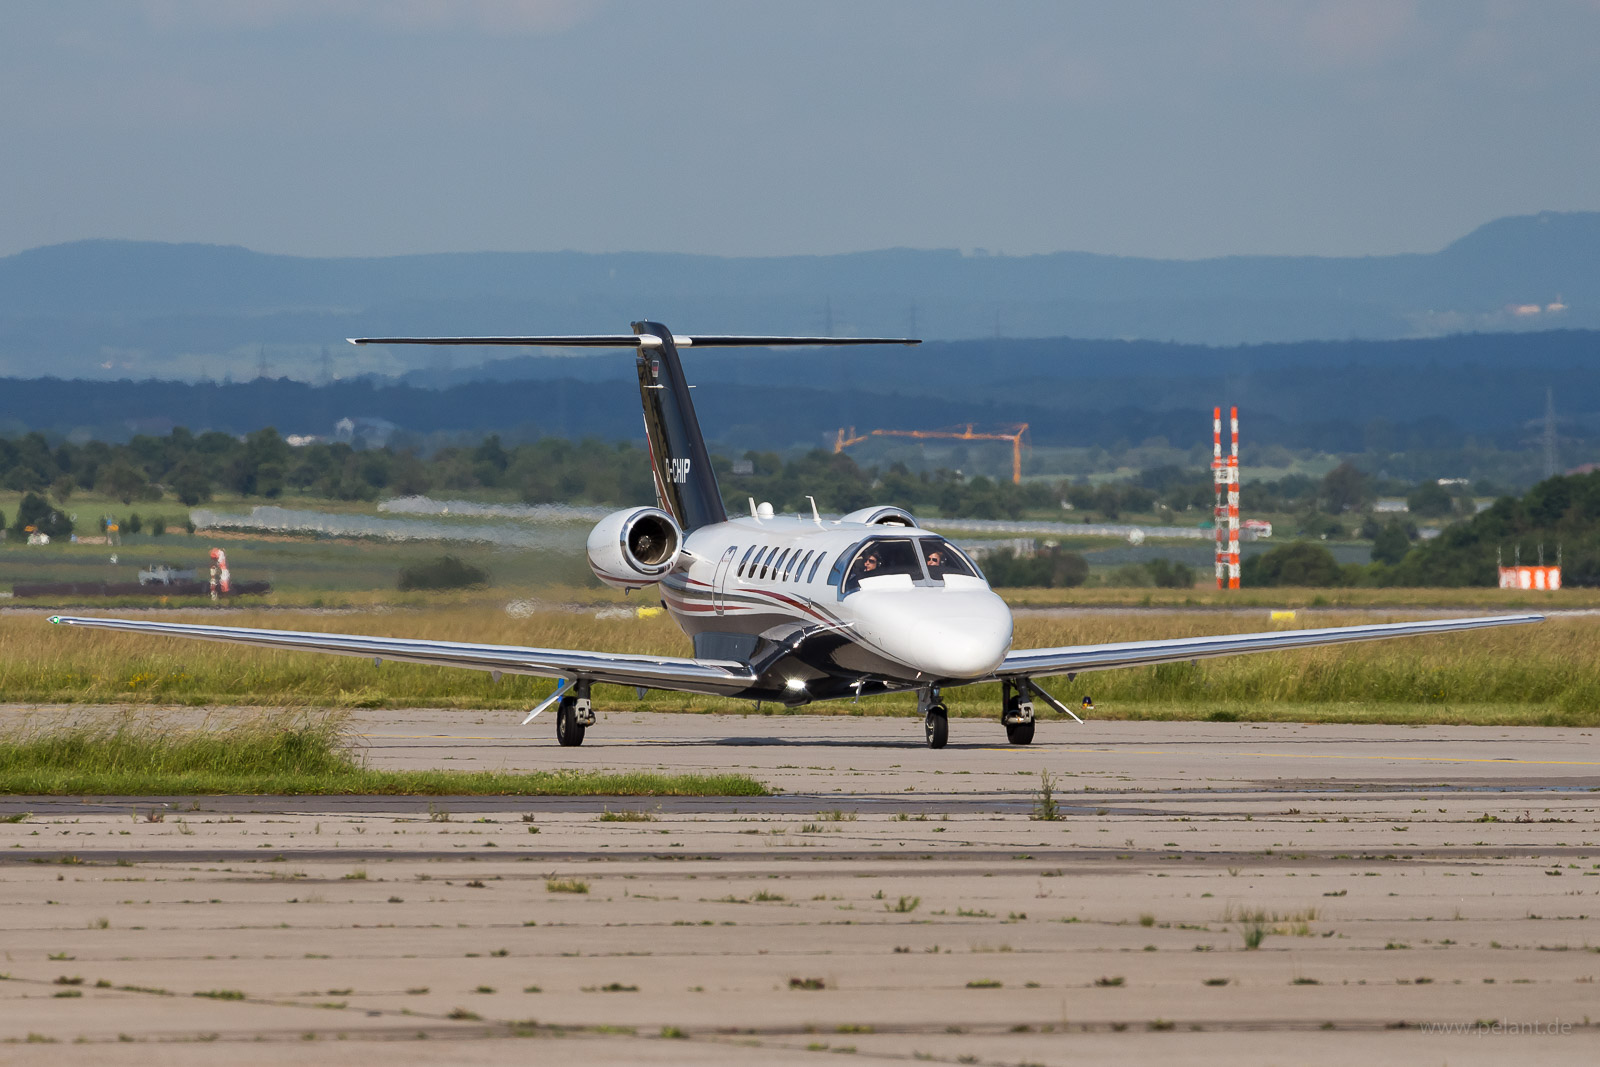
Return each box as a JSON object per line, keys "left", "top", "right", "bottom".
{"left": 656, "top": 514, "right": 1013, "bottom": 704}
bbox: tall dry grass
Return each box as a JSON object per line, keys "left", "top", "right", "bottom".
{"left": 5, "top": 605, "right": 1595, "bottom": 725}
{"left": 999, "top": 585, "right": 1589, "bottom": 610}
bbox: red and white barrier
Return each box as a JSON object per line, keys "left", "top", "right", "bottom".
{"left": 1499, "top": 566, "right": 1560, "bottom": 590}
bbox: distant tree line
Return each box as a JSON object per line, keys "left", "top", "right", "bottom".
{"left": 980, "top": 550, "right": 1195, "bottom": 590}
{"left": 398, "top": 555, "right": 490, "bottom": 592}
{"left": 1242, "top": 470, "right": 1600, "bottom": 587}
{"left": 0, "top": 427, "right": 1122, "bottom": 521}
{"left": 16, "top": 422, "right": 1596, "bottom": 589}
{"left": 0, "top": 428, "right": 658, "bottom": 509}
{"left": 725, "top": 451, "right": 1068, "bottom": 519}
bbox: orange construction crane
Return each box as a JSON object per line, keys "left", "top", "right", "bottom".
{"left": 833, "top": 423, "right": 1030, "bottom": 484}
{"left": 832, "top": 426, "right": 870, "bottom": 453}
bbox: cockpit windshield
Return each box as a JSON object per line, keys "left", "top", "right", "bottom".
{"left": 843, "top": 538, "right": 924, "bottom": 591}
{"left": 836, "top": 536, "right": 983, "bottom": 594}
{"left": 919, "top": 537, "right": 977, "bottom": 579}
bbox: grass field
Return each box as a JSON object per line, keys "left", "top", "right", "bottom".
{"left": 999, "top": 584, "right": 1586, "bottom": 610}
{"left": 0, "top": 712, "right": 766, "bottom": 796}
{"left": 5, "top": 523, "right": 1578, "bottom": 610}
{"left": 4, "top": 599, "right": 1595, "bottom": 727}
{"left": 0, "top": 528, "right": 594, "bottom": 601}
{"left": 5, "top": 492, "right": 1587, "bottom": 746}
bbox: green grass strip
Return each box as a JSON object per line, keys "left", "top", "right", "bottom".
{"left": 0, "top": 768, "right": 767, "bottom": 797}
{"left": 0, "top": 715, "right": 767, "bottom": 797}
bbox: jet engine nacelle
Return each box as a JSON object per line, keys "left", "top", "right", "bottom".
{"left": 586, "top": 507, "right": 683, "bottom": 589}
{"left": 839, "top": 505, "right": 919, "bottom": 528}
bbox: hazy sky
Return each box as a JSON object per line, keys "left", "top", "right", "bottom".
{"left": 3, "top": 1, "right": 1597, "bottom": 260}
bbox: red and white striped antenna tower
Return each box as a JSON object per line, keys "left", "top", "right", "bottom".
{"left": 1212, "top": 407, "right": 1240, "bottom": 589}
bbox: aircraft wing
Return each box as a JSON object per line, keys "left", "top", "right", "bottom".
{"left": 996, "top": 613, "right": 1543, "bottom": 679}
{"left": 47, "top": 615, "right": 755, "bottom": 697}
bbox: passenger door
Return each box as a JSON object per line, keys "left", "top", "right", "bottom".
{"left": 711, "top": 546, "right": 737, "bottom": 615}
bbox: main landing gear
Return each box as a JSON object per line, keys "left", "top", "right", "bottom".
{"left": 556, "top": 680, "right": 596, "bottom": 747}
{"left": 1001, "top": 680, "right": 1035, "bottom": 745}
{"left": 918, "top": 687, "right": 948, "bottom": 749}
{"left": 918, "top": 683, "right": 1038, "bottom": 748}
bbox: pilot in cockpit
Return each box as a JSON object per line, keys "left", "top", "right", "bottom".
{"left": 846, "top": 549, "right": 883, "bottom": 586}
{"left": 923, "top": 546, "right": 946, "bottom": 576}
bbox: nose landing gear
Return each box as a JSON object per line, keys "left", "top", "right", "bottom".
{"left": 918, "top": 687, "right": 948, "bottom": 749}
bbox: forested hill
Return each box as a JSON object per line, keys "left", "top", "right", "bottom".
{"left": 0, "top": 328, "right": 1596, "bottom": 459}
{"left": 1, "top": 210, "right": 1596, "bottom": 380}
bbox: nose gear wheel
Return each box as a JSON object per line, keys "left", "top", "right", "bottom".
{"left": 924, "top": 705, "right": 948, "bottom": 748}
{"left": 1001, "top": 681, "right": 1035, "bottom": 745}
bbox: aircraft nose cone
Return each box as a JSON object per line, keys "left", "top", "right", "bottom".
{"left": 868, "top": 588, "right": 1013, "bottom": 680}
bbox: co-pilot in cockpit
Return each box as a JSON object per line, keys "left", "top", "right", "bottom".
{"left": 921, "top": 537, "right": 976, "bottom": 579}
{"left": 841, "top": 536, "right": 978, "bottom": 592}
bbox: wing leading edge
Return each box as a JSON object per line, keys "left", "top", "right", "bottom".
{"left": 996, "top": 613, "right": 1544, "bottom": 679}
{"left": 50, "top": 611, "right": 1546, "bottom": 699}
{"left": 48, "top": 616, "right": 754, "bottom": 697}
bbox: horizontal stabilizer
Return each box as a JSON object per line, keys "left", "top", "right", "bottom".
{"left": 350, "top": 335, "right": 646, "bottom": 347}
{"left": 670, "top": 336, "right": 920, "bottom": 347}
{"left": 349, "top": 334, "right": 919, "bottom": 348}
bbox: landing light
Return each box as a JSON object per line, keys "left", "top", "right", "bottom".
{"left": 784, "top": 677, "right": 807, "bottom": 692}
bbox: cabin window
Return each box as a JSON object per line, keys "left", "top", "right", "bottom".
{"left": 737, "top": 544, "right": 756, "bottom": 578}
{"left": 842, "top": 538, "right": 926, "bottom": 593}
{"left": 919, "top": 537, "right": 978, "bottom": 579}
{"left": 808, "top": 552, "right": 828, "bottom": 582}
{"left": 774, "top": 549, "right": 793, "bottom": 581}
{"left": 760, "top": 546, "right": 778, "bottom": 580}
{"left": 792, "top": 550, "right": 813, "bottom": 582}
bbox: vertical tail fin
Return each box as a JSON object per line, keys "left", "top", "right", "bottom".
{"left": 634, "top": 320, "right": 726, "bottom": 530}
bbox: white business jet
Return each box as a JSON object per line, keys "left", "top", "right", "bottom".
{"left": 51, "top": 322, "right": 1542, "bottom": 748}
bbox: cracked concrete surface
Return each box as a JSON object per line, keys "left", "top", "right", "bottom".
{"left": 2, "top": 709, "right": 1598, "bottom": 1064}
